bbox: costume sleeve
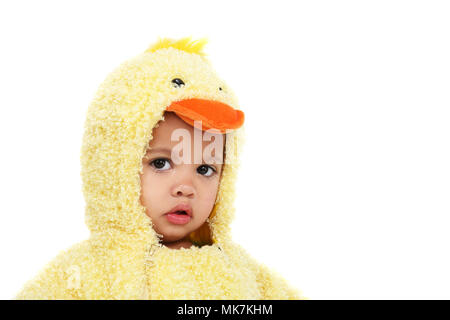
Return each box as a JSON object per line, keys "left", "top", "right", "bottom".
{"left": 229, "top": 243, "right": 306, "bottom": 300}
{"left": 253, "top": 261, "right": 305, "bottom": 300}
{"left": 15, "top": 258, "right": 76, "bottom": 299}
{"left": 15, "top": 241, "right": 91, "bottom": 300}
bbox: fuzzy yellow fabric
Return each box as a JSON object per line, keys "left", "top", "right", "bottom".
{"left": 15, "top": 37, "right": 304, "bottom": 300}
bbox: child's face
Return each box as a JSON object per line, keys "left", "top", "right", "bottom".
{"left": 140, "top": 112, "right": 224, "bottom": 248}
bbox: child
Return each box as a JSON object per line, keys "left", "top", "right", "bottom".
{"left": 140, "top": 110, "right": 227, "bottom": 250}
{"left": 16, "top": 37, "right": 303, "bottom": 299}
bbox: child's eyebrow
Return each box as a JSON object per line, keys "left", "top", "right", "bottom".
{"left": 203, "top": 155, "right": 224, "bottom": 164}
{"left": 145, "top": 147, "right": 223, "bottom": 164}
{"left": 146, "top": 147, "right": 171, "bottom": 154}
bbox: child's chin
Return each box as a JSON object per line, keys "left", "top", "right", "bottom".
{"left": 159, "top": 227, "right": 190, "bottom": 240}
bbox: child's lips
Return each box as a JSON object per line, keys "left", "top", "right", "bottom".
{"left": 166, "top": 212, "right": 191, "bottom": 225}
{"left": 165, "top": 203, "right": 192, "bottom": 225}
{"left": 166, "top": 203, "right": 193, "bottom": 217}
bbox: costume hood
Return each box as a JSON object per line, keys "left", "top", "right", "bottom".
{"left": 16, "top": 37, "right": 303, "bottom": 300}
{"left": 81, "top": 37, "right": 245, "bottom": 249}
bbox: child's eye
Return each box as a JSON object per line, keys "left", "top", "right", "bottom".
{"left": 171, "top": 78, "right": 185, "bottom": 88}
{"left": 150, "top": 158, "right": 172, "bottom": 171}
{"left": 197, "top": 165, "right": 216, "bottom": 177}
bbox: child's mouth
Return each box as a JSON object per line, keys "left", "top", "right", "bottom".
{"left": 166, "top": 211, "right": 191, "bottom": 224}
{"left": 165, "top": 203, "right": 193, "bottom": 225}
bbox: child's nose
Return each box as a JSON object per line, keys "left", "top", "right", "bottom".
{"left": 172, "top": 184, "right": 195, "bottom": 198}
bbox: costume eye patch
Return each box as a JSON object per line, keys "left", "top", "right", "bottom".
{"left": 172, "top": 78, "right": 185, "bottom": 87}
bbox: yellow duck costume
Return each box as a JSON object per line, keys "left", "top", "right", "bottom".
{"left": 16, "top": 37, "right": 303, "bottom": 300}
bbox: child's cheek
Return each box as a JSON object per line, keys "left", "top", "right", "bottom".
{"left": 199, "top": 178, "right": 221, "bottom": 212}
{"left": 140, "top": 170, "right": 167, "bottom": 215}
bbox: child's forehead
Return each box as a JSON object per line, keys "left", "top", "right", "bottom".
{"left": 150, "top": 112, "right": 224, "bottom": 144}
{"left": 145, "top": 116, "right": 225, "bottom": 164}
{"left": 154, "top": 111, "right": 192, "bottom": 133}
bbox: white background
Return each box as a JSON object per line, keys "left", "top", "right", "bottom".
{"left": 1, "top": 0, "right": 449, "bottom": 300}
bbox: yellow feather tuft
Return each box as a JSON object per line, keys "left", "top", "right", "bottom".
{"left": 146, "top": 36, "right": 209, "bottom": 56}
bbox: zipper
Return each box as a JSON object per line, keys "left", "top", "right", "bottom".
{"left": 145, "top": 243, "right": 162, "bottom": 267}
{"left": 144, "top": 242, "right": 162, "bottom": 299}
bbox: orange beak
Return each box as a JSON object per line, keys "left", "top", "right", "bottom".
{"left": 166, "top": 98, "right": 244, "bottom": 133}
